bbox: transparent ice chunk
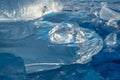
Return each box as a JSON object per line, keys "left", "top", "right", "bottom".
{"left": 99, "top": 2, "right": 120, "bottom": 21}
{"left": 105, "top": 33, "right": 117, "bottom": 47}
{"left": 49, "top": 22, "right": 103, "bottom": 64}
{"left": 0, "top": 0, "right": 63, "bottom": 22}
{"left": 0, "top": 53, "right": 26, "bottom": 80}
{"left": 49, "top": 22, "right": 87, "bottom": 44}
{"left": 104, "top": 33, "right": 117, "bottom": 52}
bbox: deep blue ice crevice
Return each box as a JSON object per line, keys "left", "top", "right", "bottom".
{"left": 0, "top": 53, "right": 26, "bottom": 80}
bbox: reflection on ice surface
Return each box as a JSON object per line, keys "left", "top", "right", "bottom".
{"left": 0, "top": 0, "right": 63, "bottom": 21}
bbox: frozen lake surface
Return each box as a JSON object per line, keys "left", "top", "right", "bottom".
{"left": 0, "top": 0, "right": 120, "bottom": 80}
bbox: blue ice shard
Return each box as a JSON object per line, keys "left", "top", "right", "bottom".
{"left": 0, "top": 20, "right": 103, "bottom": 73}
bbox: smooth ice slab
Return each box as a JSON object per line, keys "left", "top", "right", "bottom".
{"left": 0, "top": 21, "right": 103, "bottom": 73}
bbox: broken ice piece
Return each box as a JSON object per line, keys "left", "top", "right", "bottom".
{"left": 99, "top": 2, "right": 120, "bottom": 21}
{"left": 105, "top": 33, "right": 117, "bottom": 47}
